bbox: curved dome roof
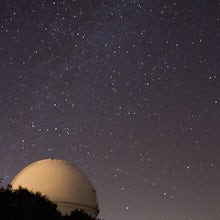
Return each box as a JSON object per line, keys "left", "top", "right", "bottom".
{"left": 11, "top": 159, "right": 99, "bottom": 217}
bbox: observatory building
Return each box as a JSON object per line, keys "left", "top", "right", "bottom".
{"left": 11, "top": 159, "right": 99, "bottom": 217}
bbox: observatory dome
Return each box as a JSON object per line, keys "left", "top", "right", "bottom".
{"left": 11, "top": 159, "right": 99, "bottom": 217}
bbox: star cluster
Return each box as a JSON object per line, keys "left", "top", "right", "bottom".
{"left": 0, "top": 1, "right": 219, "bottom": 220}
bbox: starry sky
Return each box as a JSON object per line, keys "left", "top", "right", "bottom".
{"left": 0, "top": 1, "right": 219, "bottom": 220}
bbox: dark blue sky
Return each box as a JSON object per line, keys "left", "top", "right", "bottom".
{"left": 0, "top": 1, "right": 219, "bottom": 220}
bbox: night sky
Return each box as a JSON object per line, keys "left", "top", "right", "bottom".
{"left": 0, "top": 1, "right": 219, "bottom": 220}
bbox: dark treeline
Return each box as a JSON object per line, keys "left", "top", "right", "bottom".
{"left": 0, "top": 185, "right": 101, "bottom": 220}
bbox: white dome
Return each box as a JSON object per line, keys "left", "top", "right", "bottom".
{"left": 11, "top": 159, "right": 99, "bottom": 217}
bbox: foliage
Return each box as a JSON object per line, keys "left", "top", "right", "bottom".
{"left": 0, "top": 185, "right": 101, "bottom": 220}
{"left": 62, "top": 209, "right": 99, "bottom": 220}
{"left": 0, "top": 185, "right": 60, "bottom": 220}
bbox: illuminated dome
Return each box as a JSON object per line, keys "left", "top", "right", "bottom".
{"left": 11, "top": 159, "right": 99, "bottom": 217}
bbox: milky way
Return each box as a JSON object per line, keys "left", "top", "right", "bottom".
{"left": 0, "top": 1, "right": 219, "bottom": 220}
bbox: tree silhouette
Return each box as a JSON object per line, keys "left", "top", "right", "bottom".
{"left": 0, "top": 185, "right": 60, "bottom": 220}
{"left": 62, "top": 210, "right": 99, "bottom": 220}
{"left": 0, "top": 185, "right": 101, "bottom": 220}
